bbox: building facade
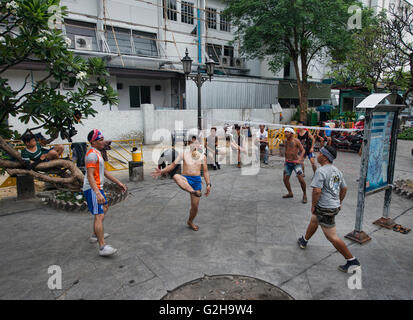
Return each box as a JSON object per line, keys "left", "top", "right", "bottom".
{"left": 6, "top": 0, "right": 362, "bottom": 141}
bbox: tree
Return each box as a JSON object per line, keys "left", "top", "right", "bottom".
{"left": 383, "top": 2, "right": 413, "bottom": 105}
{"left": 223, "top": 0, "right": 362, "bottom": 122}
{"left": 329, "top": 12, "right": 389, "bottom": 92}
{"left": 0, "top": 0, "right": 118, "bottom": 190}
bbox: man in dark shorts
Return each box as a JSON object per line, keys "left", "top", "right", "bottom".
{"left": 205, "top": 127, "right": 220, "bottom": 170}
{"left": 297, "top": 145, "right": 361, "bottom": 273}
{"left": 283, "top": 127, "right": 307, "bottom": 203}
{"left": 297, "top": 122, "right": 317, "bottom": 175}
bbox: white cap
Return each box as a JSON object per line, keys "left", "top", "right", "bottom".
{"left": 358, "top": 115, "right": 365, "bottom": 121}
{"left": 284, "top": 127, "right": 295, "bottom": 134}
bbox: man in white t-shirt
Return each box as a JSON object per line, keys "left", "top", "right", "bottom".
{"left": 255, "top": 125, "right": 269, "bottom": 164}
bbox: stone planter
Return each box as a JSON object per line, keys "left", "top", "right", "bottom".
{"left": 42, "top": 183, "right": 128, "bottom": 212}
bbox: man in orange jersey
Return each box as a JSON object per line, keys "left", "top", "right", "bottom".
{"left": 83, "top": 129, "right": 127, "bottom": 257}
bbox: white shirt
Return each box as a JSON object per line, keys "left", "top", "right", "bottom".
{"left": 256, "top": 130, "right": 268, "bottom": 140}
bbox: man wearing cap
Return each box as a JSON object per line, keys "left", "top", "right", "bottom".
{"left": 297, "top": 145, "right": 361, "bottom": 273}
{"left": 283, "top": 127, "right": 307, "bottom": 204}
{"left": 83, "top": 129, "right": 127, "bottom": 257}
{"left": 355, "top": 115, "right": 365, "bottom": 130}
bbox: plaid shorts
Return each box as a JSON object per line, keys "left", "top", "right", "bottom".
{"left": 314, "top": 205, "right": 340, "bottom": 228}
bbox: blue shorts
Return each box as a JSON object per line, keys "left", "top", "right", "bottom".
{"left": 183, "top": 175, "right": 202, "bottom": 191}
{"left": 284, "top": 162, "right": 303, "bottom": 176}
{"left": 307, "top": 152, "right": 315, "bottom": 160}
{"left": 84, "top": 189, "right": 108, "bottom": 215}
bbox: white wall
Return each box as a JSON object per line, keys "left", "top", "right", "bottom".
{"left": 116, "top": 77, "right": 172, "bottom": 110}
{"left": 141, "top": 104, "right": 292, "bottom": 144}
{"left": 4, "top": 69, "right": 143, "bottom": 143}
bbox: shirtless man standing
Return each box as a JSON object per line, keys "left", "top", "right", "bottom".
{"left": 151, "top": 137, "right": 211, "bottom": 231}
{"left": 283, "top": 127, "right": 307, "bottom": 203}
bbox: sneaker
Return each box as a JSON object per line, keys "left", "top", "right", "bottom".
{"left": 297, "top": 236, "right": 308, "bottom": 249}
{"left": 99, "top": 244, "right": 117, "bottom": 257}
{"left": 89, "top": 233, "right": 110, "bottom": 243}
{"left": 338, "top": 258, "right": 361, "bottom": 273}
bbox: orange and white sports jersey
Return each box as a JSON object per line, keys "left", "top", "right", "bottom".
{"left": 83, "top": 148, "right": 105, "bottom": 191}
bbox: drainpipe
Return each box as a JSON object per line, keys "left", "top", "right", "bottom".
{"left": 97, "top": 0, "right": 110, "bottom": 52}
{"left": 197, "top": 0, "right": 202, "bottom": 64}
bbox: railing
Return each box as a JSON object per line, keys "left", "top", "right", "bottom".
{"left": 268, "top": 128, "right": 320, "bottom": 151}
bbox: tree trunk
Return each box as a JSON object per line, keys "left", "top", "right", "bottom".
{"left": 292, "top": 55, "right": 310, "bottom": 124}
{"left": 298, "top": 79, "right": 309, "bottom": 123}
{"left": 0, "top": 135, "right": 84, "bottom": 190}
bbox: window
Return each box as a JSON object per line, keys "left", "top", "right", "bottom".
{"left": 105, "top": 27, "right": 133, "bottom": 55}
{"left": 163, "top": 0, "right": 177, "bottom": 21}
{"left": 129, "top": 86, "right": 151, "bottom": 108}
{"left": 206, "top": 43, "right": 222, "bottom": 65}
{"left": 224, "top": 46, "right": 234, "bottom": 58}
{"left": 220, "top": 13, "right": 230, "bottom": 32}
{"left": 64, "top": 19, "right": 98, "bottom": 51}
{"left": 132, "top": 30, "right": 158, "bottom": 57}
{"left": 283, "top": 62, "right": 291, "bottom": 78}
{"left": 206, "top": 8, "right": 217, "bottom": 29}
{"left": 181, "top": 1, "right": 194, "bottom": 24}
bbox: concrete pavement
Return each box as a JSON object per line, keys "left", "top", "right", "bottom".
{"left": 0, "top": 141, "right": 413, "bottom": 300}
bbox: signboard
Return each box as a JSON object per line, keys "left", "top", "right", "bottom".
{"left": 366, "top": 112, "right": 394, "bottom": 192}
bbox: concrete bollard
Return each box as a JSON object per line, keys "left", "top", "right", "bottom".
{"left": 16, "top": 175, "right": 35, "bottom": 200}
{"left": 129, "top": 161, "right": 144, "bottom": 182}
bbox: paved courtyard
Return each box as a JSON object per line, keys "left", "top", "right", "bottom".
{"left": 1, "top": 141, "right": 413, "bottom": 300}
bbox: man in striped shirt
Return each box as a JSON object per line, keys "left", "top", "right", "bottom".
{"left": 83, "top": 129, "right": 127, "bottom": 257}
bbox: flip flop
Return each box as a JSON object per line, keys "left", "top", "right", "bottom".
{"left": 282, "top": 194, "right": 293, "bottom": 199}
{"left": 400, "top": 226, "right": 411, "bottom": 234}
{"left": 302, "top": 198, "right": 308, "bottom": 204}
{"left": 393, "top": 224, "right": 402, "bottom": 232}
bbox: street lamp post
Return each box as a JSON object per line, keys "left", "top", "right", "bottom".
{"left": 181, "top": 48, "right": 216, "bottom": 131}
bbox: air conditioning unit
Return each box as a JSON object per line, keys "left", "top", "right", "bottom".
{"left": 221, "top": 56, "right": 231, "bottom": 67}
{"left": 233, "top": 57, "right": 246, "bottom": 69}
{"left": 74, "top": 35, "right": 93, "bottom": 51}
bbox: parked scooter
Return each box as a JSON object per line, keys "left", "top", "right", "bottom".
{"left": 332, "top": 131, "right": 363, "bottom": 153}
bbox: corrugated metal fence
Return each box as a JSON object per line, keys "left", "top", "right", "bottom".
{"left": 186, "top": 76, "right": 279, "bottom": 110}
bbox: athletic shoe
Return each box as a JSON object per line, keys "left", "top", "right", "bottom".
{"left": 297, "top": 236, "right": 308, "bottom": 249}
{"left": 338, "top": 258, "right": 361, "bottom": 273}
{"left": 99, "top": 245, "right": 117, "bottom": 257}
{"left": 89, "top": 233, "right": 110, "bottom": 243}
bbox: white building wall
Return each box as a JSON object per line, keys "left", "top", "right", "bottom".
{"left": 116, "top": 77, "right": 172, "bottom": 110}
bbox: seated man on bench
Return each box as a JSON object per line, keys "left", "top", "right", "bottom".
{"left": 21, "top": 133, "right": 64, "bottom": 168}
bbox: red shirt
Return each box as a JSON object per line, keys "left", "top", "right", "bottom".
{"left": 355, "top": 121, "right": 365, "bottom": 130}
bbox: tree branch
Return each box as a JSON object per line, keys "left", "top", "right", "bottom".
{"left": 0, "top": 135, "right": 23, "bottom": 163}
{"left": 0, "top": 52, "right": 32, "bottom": 74}
{"left": 6, "top": 168, "right": 80, "bottom": 186}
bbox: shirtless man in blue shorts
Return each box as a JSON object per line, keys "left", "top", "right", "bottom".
{"left": 283, "top": 127, "right": 307, "bottom": 204}
{"left": 151, "top": 137, "right": 211, "bottom": 231}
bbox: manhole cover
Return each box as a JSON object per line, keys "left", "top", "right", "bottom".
{"left": 162, "top": 275, "right": 293, "bottom": 300}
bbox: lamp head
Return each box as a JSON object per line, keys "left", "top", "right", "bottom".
{"left": 206, "top": 58, "right": 216, "bottom": 80}
{"left": 181, "top": 48, "right": 193, "bottom": 77}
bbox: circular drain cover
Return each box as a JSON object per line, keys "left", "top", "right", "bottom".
{"left": 162, "top": 275, "right": 293, "bottom": 300}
